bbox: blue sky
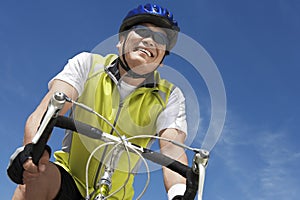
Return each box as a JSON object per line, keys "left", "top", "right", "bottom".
{"left": 1, "top": 0, "right": 300, "bottom": 199}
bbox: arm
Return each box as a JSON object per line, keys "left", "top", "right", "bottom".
{"left": 156, "top": 87, "right": 188, "bottom": 199}
{"left": 12, "top": 80, "right": 77, "bottom": 185}
{"left": 9, "top": 80, "right": 79, "bottom": 197}
{"left": 21, "top": 52, "right": 90, "bottom": 178}
{"left": 9, "top": 53, "right": 89, "bottom": 198}
{"left": 159, "top": 128, "right": 188, "bottom": 198}
{"left": 23, "top": 51, "right": 92, "bottom": 144}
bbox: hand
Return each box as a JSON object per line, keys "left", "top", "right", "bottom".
{"left": 23, "top": 150, "right": 50, "bottom": 184}
{"left": 7, "top": 144, "right": 51, "bottom": 184}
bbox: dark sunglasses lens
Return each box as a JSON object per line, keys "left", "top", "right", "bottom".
{"left": 135, "top": 28, "right": 151, "bottom": 38}
{"left": 153, "top": 33, "right": 168, "bottom": 45}
{"left": 134, "top": 27, "right": 168, "bottom": 45}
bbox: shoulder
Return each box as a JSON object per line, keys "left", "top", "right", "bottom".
{"left": 168, "top": 86, "right": 185, "bottom": 105}
{"left": 171, "top": 87, "right": 185, "bottom": 99}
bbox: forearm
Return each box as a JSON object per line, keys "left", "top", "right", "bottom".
{"left": 161, "top": 149, "right": 187, "bottom": 190}
{"left": 23, "top": 92, "right": 53, "bottom": 145}
{"left": 159, "top": 129, "right": 188, "bottom": 191}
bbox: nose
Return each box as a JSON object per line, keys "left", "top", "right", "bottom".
{"left": 142, "top": 38, "right": 155, "bottom": 47}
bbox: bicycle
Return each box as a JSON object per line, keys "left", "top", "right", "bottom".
{"left": 8, "top": 92, "right": 209, "bottom": 200}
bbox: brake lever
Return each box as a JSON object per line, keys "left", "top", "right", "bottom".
{"left": 192, "top": 149, "right": 209, "bottom": 173}
{"left": 181, "top": 149, "right": 209, "bottom": 200}
{"left": 32, "top": 92, "right": 67, "bottom": 144}
{"left": 30, "top": 92, "right": 68, "bottom": 165}
{"left": 193, "top": 149, "right": 209, "bottom": 200}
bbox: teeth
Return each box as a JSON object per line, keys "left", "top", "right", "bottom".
{"left": 138, "top": 48, "right": 152, "bottom": 57}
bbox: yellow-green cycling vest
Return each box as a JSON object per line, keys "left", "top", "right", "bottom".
{"left": 54, "top": 53, "right": 175, "bottom": 199}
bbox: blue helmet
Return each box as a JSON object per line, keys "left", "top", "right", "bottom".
{"left": 119, "top": 3, "right": 180, "bottom": 51}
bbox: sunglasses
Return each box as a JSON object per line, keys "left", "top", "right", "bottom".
{"left": 131, "top": 25, "right": 169, "bottom": 46}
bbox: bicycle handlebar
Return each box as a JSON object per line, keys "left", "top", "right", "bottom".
{"left": 56, "top": 116, "right": 192, "bottom": 178}
{"left": 29, "top": 92, "right": 207, "bottom": 199}
{"left": 55, "top": 115, "right": 200, "bottom": 199}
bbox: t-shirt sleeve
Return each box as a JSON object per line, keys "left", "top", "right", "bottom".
{"left": 48, "top": 52, "right": 92, "bottom": 96}
{"left": 156, "top": 87, "right": 187, "bottom": 135}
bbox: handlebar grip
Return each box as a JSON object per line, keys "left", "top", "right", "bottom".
{"left": 142, "top": 149, "right": 190, "bottom": 178}
{"left": 142, "top": 149, "right": 198, "bottom": 199}
{"left": 183, "top": 169, "right": 199, "bottom": 200}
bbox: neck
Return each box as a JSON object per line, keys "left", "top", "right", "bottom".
{"left": 118, "top": 63, "right": 146, "bottom": 86}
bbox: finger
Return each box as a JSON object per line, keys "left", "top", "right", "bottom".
{"left": 23, "top": 170, "right": 40, "bottom": 183}
{"left": 40, "top": 150, "right": 50, "bottom": 163}
{"left": 23, "top": 159, "right": 38, "bottom": 173}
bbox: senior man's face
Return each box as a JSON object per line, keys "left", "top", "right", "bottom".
{"left": 117, "top": 23, "right": 168, "bottom": 75}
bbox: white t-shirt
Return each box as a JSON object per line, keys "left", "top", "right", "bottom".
{"left": 49, "top": 52, "right": 187, "bottom": 134}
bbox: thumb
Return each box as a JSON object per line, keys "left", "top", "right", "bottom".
{"left": 38, "top": 150, "right": 50, "bottom": 172}
{"left": 39, "top": 163, "right": 46, "bottom": 172}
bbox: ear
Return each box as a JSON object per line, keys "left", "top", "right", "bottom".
{"left": 116, "top": 35, "right": 125, "bottom": 53}
{"left": 116, "top": 41, "right": 121, "bottom": 49}
{"left": 116, "top": 40, "right": 121, "bottom": 48}
{"left": 117, "top": 34, "right": 125, "bottom": 45}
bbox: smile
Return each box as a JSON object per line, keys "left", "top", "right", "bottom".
{"left": 134, "top": 47, "right": 154, "bottom": 57}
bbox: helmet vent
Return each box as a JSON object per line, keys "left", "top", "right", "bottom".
{"left": 166, "top": 11, "right": 170, "bottom": 18}
{"left": 144, "top": 4, "right": 151, "bottom": 11}
{"left": 153, "top": 5, "right": 159, "bottom": 12}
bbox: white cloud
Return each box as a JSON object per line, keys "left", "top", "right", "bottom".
{"left": 254, "top": 131, "right": 300, "bottom": 200}
{"left": 211, "top": 112, "right": 300, "bottom": 200}
{"left": 0, "top": 60, "right": 28, "bottom": 103}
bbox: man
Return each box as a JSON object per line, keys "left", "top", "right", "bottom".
{"left": 9, "top": 3, "right": 188, "bottom": 200}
